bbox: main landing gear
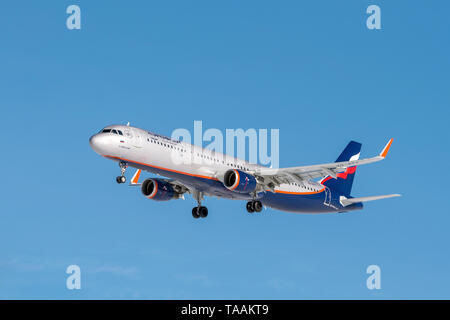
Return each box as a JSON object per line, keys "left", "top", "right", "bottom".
{"left": 192, "top": 206, "right": 208, "bottom": 219}
{"left": 246, "top": 200, "right": 263, "bottom": 213}
{"left": 116, "top": 161, "right": 127, "bottom": 184}
{"left": 192, "top": 190, "right": 208, "bottom": 219}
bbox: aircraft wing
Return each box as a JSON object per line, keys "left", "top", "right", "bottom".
{"left": 252, "top": 139, "right": 393, "bottom": 189}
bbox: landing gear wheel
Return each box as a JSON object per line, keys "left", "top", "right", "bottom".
{"left": 192, "top": 206, "right": 208, "bottom": 218}
{"left": 116, "top": 176, "right": 126, "bottom": 184}
{"left": 246, "top": 201, "right": 255, "bottom": 213}
{"left": 253, "top": 201, "right": 263, "bottom": 212}
{"left": 199, "top": 206, "right": 208, "bottom": 218}
{"left": 192, "top": 207, "right": 201, "bottom": 219}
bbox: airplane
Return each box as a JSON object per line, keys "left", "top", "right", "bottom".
{"left": 89, "top": 124, "right": 400, "bottom": 218}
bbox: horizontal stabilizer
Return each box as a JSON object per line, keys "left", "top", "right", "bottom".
{"left": 340, "top": 194, "right": 401, "bottom": 207}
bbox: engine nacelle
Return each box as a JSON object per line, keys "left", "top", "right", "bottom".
{"left": 141, "top": 179, "right": 177, "bottom": 201}
{"left": 223, "top": 169, "right": 257, "bottom": 193}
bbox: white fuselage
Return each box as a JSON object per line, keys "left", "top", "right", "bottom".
{"left": 89, "top": 124, "right": 342, "bottom": 214}
{"left": 89, "top": 125, "right": 325, "bottom": 198}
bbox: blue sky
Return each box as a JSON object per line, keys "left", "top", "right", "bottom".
{"left": 0, "top": 1, "right": 449, "bottom": 299}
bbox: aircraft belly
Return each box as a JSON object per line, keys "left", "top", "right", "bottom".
{"left": 260, "top": 191, "right": 335, "bottom": 214}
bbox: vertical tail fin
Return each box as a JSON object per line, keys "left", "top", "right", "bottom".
{"left": 320, "top": 141, "right": 362, "bottom": 196}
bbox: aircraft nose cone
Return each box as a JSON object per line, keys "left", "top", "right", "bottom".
{"left": 89, "top": 134, "right": 108, "bottom": 155}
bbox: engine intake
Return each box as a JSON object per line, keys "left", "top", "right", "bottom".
{"left": 141, "top": 179, "right": 177, "bottom": 201}
{"left": 223, "top": 169, "right": 257, "bottom": 193}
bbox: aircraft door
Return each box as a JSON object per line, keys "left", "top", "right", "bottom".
{"left": 122, "top": 128, "right": 133, "bottom": 146}
{"left": 324, "top": 187, "right": 331, "bottom": 206}
{"left": 131, "top": 128, "right": 143, "bottom": 148}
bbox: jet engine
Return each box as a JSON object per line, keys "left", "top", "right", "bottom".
{"left": 223, "top": 169, "right": 257, "bottom": 193}
{"left": 141, "top": 178, "right": 178, "bottom": 201}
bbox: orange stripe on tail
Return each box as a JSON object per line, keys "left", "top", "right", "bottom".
{"left": 380, "top": 138, "right": 393, "bottom": 158}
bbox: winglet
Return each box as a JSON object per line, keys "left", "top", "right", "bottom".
{"left": 379, "top": 138, "right": 393, "bottom": 158}
{"left": 130, "top": 169, "right": 142, "bottom": 186}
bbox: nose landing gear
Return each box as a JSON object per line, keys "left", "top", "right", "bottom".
{"left": 246, "top": 200, "right": 263, "bottom": 213}
{"left": 116, "top": 161, "right": 128, "bottom": 184}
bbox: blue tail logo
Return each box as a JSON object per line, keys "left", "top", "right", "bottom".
{"left": 321, "top": 141, "right": 362, "bottom": 197}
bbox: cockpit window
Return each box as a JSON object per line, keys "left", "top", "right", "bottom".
{"left": 101, "top": 128, "right": 124, "bottom": 135}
